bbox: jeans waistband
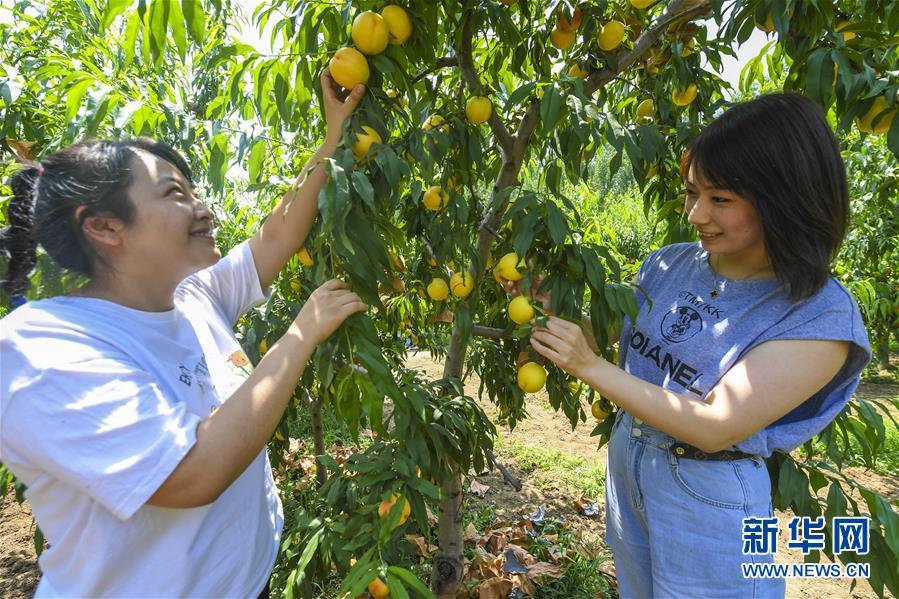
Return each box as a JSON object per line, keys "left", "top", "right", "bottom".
{"left": 616, "top": 410, "right": 677, "bottom": 450}
{"left": 616, "top": 410, "right": 762, "bottom": 462}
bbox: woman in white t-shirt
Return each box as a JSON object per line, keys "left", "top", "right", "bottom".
{"left": 0, "top": 70, "right": 367, "bottom": 598}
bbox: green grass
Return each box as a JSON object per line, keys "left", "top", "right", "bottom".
{"left": 808, "top": 405, "right": 899, "bottom": 477}
{"left": 535, "top": 551, "right": 616, "bottom": 599}
{"left": 874, "top": 419, "right": 899, "bottom": 476}
{"left": 495, "top": 437, "right": 605, "bottom": 498}
{"left": 875, "top": 427, "right": 899, "bottom": 476}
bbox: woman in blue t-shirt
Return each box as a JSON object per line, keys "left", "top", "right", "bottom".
{"left": 529, "top": 93, "right": 872, "bottom": 598}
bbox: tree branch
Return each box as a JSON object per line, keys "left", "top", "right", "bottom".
{"left": 511, "top": 99, "right": 542, "bottom": 161}
{"left": 472, "top": 325, "right": 510, "bottom": 339}
{"left": 458, "top": 7, "right": 515, "bottom": 154}
{"left": 486, "top": 449, "right": 523, "bottom": 491}
{"left": 586, "top": 0, "right": 710, "bottom": 94}
{"left": 411, "top": 56, "right": 460, "bottom": 85}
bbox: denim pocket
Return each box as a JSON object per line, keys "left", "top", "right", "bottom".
{"left": 668, "top": 454, "right": 749, "bottom": 510}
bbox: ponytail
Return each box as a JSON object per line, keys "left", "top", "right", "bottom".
{"left": 1, "top": 165, "right": 40, "bottom": 300}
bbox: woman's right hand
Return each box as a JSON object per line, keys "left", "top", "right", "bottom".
{"left": 296, "top": 279, "right": 368, "bottom": 344}
{"left": 508, "top": 273, "right": 601, "bottom": 352}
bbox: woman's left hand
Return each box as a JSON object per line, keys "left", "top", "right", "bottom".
{"left": 530, "top": 316, "right": 601, "bottom": 378}
{"left": 321, "top": 68, "right": 365, "bottom": 143}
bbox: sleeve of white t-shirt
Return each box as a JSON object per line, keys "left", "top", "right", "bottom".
{"left": 2, "top": 358, "right": 202, "bottom": 521}
{"left": 177, "top": 240, "right": 270, "bottom": 326}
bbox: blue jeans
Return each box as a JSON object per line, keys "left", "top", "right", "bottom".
{"left": 605, "top": 411, "right": 786, "bottom": 598}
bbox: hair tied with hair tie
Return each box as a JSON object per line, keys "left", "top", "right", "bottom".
{"left": 36, "top": 163, "right": 45, "bottom": 175}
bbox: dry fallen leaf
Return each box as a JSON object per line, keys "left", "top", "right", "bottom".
{"left": 510, "top": 525, "right": 530, "bottom": 546}
{"left": 572, "top": 494, "right": 600, "bottom": 517}
{"left": 464, "top": 522, "right": 481, "bottom": 544}
{"left": 469, "top": 479, "right": 490, "bottom": 497}
{"left": 511, "top": 573, "right": 536, "bottom": 596}
{"left": 526, "top": 561, "right": 565, "bottom": 583}
{"left": 405, "top": 534, "right": 434, "bottom": 560}
{"left": 486, "top": 531, "right": 509, "bottom": 554}
{"left": 477, "top": 577, "right": 513, "bottom": 599}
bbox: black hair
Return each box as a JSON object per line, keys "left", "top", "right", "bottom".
{"left": 1, "top": 138, "right": 192, "bottom": 300}
{"left": 680, "top": 92, "right": 849, "bottom": 302}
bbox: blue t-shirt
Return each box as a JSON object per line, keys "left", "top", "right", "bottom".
{"left": 618, "top": 242, "right": 872, "bottom": 457}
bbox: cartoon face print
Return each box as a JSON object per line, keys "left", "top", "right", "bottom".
{"left": 660, "top": 306, "right": 703, "bottom": 343}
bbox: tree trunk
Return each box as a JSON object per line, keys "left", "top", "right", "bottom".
{"left": 429, "top": 147, "right": 529, "bottom": 595}
{"left": 430, "top": 474, "right": 465, "bottom": 598}
{"left": 877, "top": 337, "right": 891, "bottom": 371}
{"left": 309, "top": 395, "right": 327, "bottom": 487}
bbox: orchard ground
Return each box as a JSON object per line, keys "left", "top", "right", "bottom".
{"left": 2, "top": 355, "right": 897, "bottom": 599}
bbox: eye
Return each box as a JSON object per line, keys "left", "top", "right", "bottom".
{"left": 712, "top": 196, "right": 731, "bottom": 204}
{"left": 167, "top": 185, "right": 185, "bottom": 197}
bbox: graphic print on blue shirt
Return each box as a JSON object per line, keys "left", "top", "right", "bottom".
{"left": 628, "top": 290, "right": 728, "bottom": 397}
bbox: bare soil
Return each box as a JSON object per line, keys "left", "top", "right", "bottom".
{"left": 0, "top": 493, "right": 40, "bottom": 599}
{"left": 1, "top": 353, "right": 895, "bottom": 598}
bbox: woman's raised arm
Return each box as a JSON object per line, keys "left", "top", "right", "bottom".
{"left": 248, "top": 70, "right": 365, "bottom": 289}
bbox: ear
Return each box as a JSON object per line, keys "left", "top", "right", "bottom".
{"left": 75, "top": 206, "right": 126, "bottom": 249}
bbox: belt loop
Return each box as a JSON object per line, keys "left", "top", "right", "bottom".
{"left": 666, "top": 443, "right": 678, "bottom": 466}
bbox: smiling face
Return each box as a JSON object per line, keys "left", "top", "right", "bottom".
{"left": 684, "top": 165, "right": 768, "bottom": 265}
{"left": 119, "top": 150, "right": 220, "bottom": 285}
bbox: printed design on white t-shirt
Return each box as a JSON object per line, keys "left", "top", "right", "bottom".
{"left": 212, "top": 349, "right": 255, "bottom": 403}
{"left": 176, "top": 357, "right": 213, "bottom": 392}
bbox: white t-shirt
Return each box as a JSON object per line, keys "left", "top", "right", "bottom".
{"left": 0, "top": 241, "right": 283, "bottom": 598}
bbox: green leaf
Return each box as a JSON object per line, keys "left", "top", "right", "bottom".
{"left": 168, "top": 0, "right": 188, "bottom": 59}
{"left": 504, "top": 81, "right": 536, "bottom": 114}
{"left": 114, "top": 99, "right": 143, "bottom": 129}
{"left": 888, "top": 114, "right": 899, "bottom": 160}
{"left": 351, "top": 171, "right": 375, "bottom": 210}
{"left": 805, "top": 48, "right": 833, "bottom": 106}
{"left": 387, "top": 566, "right": 436, "bottom": 599}
{"left": 295, "top": 526, "right": 323, "bottom": 575}
{"left": 385, "top": 571, "right": 411, "bottom": 599}
{"left": 123, "top": 10, "right": 141, "bottom": 67}
{"left": 100, "top": 0, "right": 130, "bottom": 31}
{"left": 539, "top": 84, "right": 564, "bottom": 133}
{"left": 65, "top": 78, "right": 92, "bottom": 121}
{"left": 181, "top": 0, "right": 206, "bottom": 42}
{"left": 247, "top": 139, "right": 267, "bottom": 184}
{"left": 337, "top": 547, "right": 377, "bottom": 596}
{"left": 544, "top": 201, "right": 568, "bottom": 246}
{"left": 148, "top": 0, "right": 169, "bottom": 66}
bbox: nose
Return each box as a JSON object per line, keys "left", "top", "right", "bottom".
{"left": 193, "top": 197, "right": 215, "bottom": 224}
{"left": 686, "top": 195, "right": 710, "bottom": 226}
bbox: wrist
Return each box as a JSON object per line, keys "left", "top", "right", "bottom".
{"left": 322, "top": 131, "right": 341, "bottom": 151}
{"left": 288, "top": 318, "right": 318, "bottom": 347}
{"left": 574, "top": 352, "right": 604, "bottom": 382}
